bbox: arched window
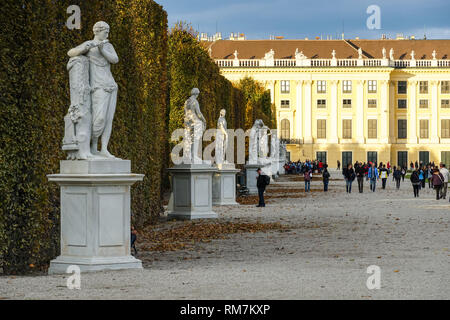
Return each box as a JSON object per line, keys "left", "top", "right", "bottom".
{"left": 281, "top": 119, "right": 290, "bottom": 140}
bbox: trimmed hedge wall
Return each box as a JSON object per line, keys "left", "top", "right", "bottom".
{"left": 0, "top": 0, "right": 168, "bottom": 274}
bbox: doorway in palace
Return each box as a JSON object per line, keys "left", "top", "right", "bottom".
{"left": 419, "top": 151, "right": 429, "bottom": 165}
{"left": 367, "top": 151, "right": 378, "bottom": 164}
{"left": 316, "top": 151, "right": 327, "bottom": 164}
{"left": 342, "top": 151, "right": 352, "bottom": 167}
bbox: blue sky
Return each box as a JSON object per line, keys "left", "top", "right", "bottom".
{"left": 157, "top": 0, "right": 450, "bottom": 39}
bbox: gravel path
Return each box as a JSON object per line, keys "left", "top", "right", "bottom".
{"left": 1, "top": 172, "right": 449, "bottom": 299}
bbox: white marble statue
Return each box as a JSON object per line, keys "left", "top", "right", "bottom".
{"left": 382, "top": 47, "right": 386, "bottom": 59}
{"left": 248, "top": 119, "right": 263, "bottom": 164}
{"left": 410, "top": 50, "right": 415, "bottom": 60}
{"left": 331, "top": 49, "right": 336, "bottom": 59}
{"left": 233, "top": 50, "right": 238, "bottom": 59}
{"left": 389, "top": 48, "right": 394, "bottom": 60}
{"left": 64, "top": 21, "right": 119, "bottom": 159}
{"left": 259, "top": 123, "right": 269, "bottom": 158}
{"left": 432, "top": 50, "right": 437, "bottom": 60}
{"left": 264, "top": 49, "right": 275, "bottom": 60}
{"left": 269, "top": 130, "right": 279, "bottom": 160}
{"left": 358, "top": 47, "right": 363, "bottom": 59}
{"left": 184, "top": 88, "right": 207, "bottom": 164}
{"left": 295, "top": 48, "right": 306, "bottom": 60}
{"left": 215, "top": 109, "right": 228, "bottom": 165}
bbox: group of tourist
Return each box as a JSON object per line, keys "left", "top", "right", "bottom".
{"left": 282, "top": 159, "right": 450, "bottom": 201}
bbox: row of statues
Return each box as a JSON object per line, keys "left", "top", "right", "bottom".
{"left": 62, "top": 21, "right": 285, "bottom": 166}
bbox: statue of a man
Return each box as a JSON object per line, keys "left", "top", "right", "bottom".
{"left": 259, "top": 122, "right": 269, "bottom": 159}
{"left": 215, "top": 109, "right": 228, "bottom": 165}
{"left": 248, "top": 119, "right": 262, "bottom": 164}
{"left": 184, "top": 88, "right": 206, "bottom": 164}
{"left": 67, "top": 21, "right": 119, "bottom": 158}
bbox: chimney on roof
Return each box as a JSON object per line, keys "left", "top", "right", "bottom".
{"left": 275, "top": 36, "right": 284, "bottom": 40}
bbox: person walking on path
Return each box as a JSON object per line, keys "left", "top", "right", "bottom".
{"left": 380, "top": 164, "right": 389, "bottom": 189}
{"left": 393, "top": 167, "right": 402, "bottom": 190}
{"left": 430, "top": 168, "right": 444, "bottom": 200}
{"left": 322, "top": 165, "right": 330, "bottom": 192}
{"left": 410, "top": 168, "right": 421, "bottom": 197}
{"left": 256, "top": 168, "right": 270, "bottom": 207}
{"left": 356, "top": 163, "right": 365, "bottom": 193}
{"left": 401, "top": 166, "right": 406, "bottom": 182}
{"left": 368, "top": 163, "right": 379, "bottom": 192}
{"left": 439, "top": 163, "right": 449, "bottom": 200}
{"left": 418, "top": 167, "right": 425, "bottom": 189}
{"left": 304, "top": 166, "right": 312, "bottom": 192}
{"left": 427, "top": 165, "right": 433, "bottom": 188}
{"left": 337, "top": 160, "right": 341, "bottom": 171}
{"left": 343, "top": 164, "right": 355, "bottom": 193}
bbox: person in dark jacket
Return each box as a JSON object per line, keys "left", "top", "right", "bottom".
{"left": 343, "top": 164, "right": 356, "bottom": 193}
{"left": 322, "top": 165, "right": 330, "bottom": 191}
{"left": 393, "top": 167, "right": 402, "bottom": 190}
{"left": 356, "top": 164, "right": 365, "bottom": 193}
{"left": 256, "top": 168, "right": 269, "bottom": 207}
{"left": 431, "top": 168, "right": 444, "bottom": 200}
{"left": 410, "top": 168, "right": 421, "bottom": 198}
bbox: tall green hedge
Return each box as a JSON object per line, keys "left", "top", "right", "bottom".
{"left": 0, "top": 0, "right": 168, "bottom": 274}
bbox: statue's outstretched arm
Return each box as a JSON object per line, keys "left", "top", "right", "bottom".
{"left": 67, "top": 41, "right": 94, "bottom": 57}
{"left": 99, "top": 42, "right": 119, "bottom": 64}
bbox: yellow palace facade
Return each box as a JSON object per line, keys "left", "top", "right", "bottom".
{"left": 208, "top": 38, "right": 450, "bottom": 167}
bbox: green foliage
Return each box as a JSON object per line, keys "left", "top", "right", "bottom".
{"left": 0, "top": 0, "right": 168, "bottom": 274}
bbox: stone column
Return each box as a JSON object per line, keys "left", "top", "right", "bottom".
{"left": 431, "top": 80, "right": 440, "bottom": 143}
{"left": 303, "top": 80, "right": 313, "bottom": 143}
{"left": 408, "top": 80, "right": 417, "bottom": 144}
{"left": 356, "top": 80, "right": 365, "bottom": 143}
{"left": 380, "top": 80, "right": 389, "bottom": 143}
{"left": 329, "top": 80, "right": 339, "bottom": 143}
{"left": 296, "top": 80, "right": 303, "bottom": 142}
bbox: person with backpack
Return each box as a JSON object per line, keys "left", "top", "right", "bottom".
{"left": 431, "top": 168, "right": 444, "bottom": 200}
{"left": 322, "top": 164, "right": 330, "bottom": 192}
{"left": 256, "top": 168, "right": 270, "bottom": 207}
{"left": 304, "top": 166, "right": 312, "bottom": 192}
{"left": 410, "top": 168, "right": 421, "bottom": 197}
{"left": 368, "top": 163, "right": 379, "bottom": 192}
{"left": 439, "top": 163, "right": 449, "bottom": 200}
{"left": 343, "top": 164, "right": 356, "bottom": 193}
{"left": 393, "top": 167, "right": 402, "bottom": 190}
{"left": 356, "top": 163, "right": 365, "bottom": 193}
{"left": 380, "top": 164, "right": 389, "bottom": 189}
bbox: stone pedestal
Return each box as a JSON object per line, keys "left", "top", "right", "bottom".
{"left": 47, "top": 159, "right": 144, "bottom": 274}
{"left": 278, "top": 160, "right": 285, "bottom": 175}
{"left": 168, "top": 164, "right": 218, "bottom": 220}
{"left": 245, "top": 163, "right": 261, "bottom": 194}
{"left": 212, "top": 164, "right": 240, "bottom": 205}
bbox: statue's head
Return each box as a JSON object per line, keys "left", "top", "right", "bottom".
{"left": 220, "top": 109, "right": 226, "bottom": 117}
{"left": 190, "top": 88, "right": 200, "bottom": 97}
{"left": 93, "top": 21, "right": 110, "bottom": 41}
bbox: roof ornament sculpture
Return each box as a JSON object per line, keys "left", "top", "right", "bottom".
{"left": 295, "top": 48, "right": 306, "bottom": 59}
{"left": 410, "top": 50, "right": 415, "bottom": 60}
{"left": 382, "top": 47, "right": 386, "bottom": 59}
{"left": 432, "top": 50, "right": 437, "bottom": 60}
{"left": 389, "top": 48, "right": 394, "bottom": 60}
{"left": 233, "top": 49, "right": 238, "bottom": 59}
{"left": 264, "top": 49, "right": 275, "bottom": 60}
{"left": 358, "top": 47, "right": 363, "bottom": 59}
{"left": 331, "top": 49, "right": 336, "bottom": 59}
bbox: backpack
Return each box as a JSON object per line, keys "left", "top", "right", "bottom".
{"left": 264, "top": 175, "right": 270, "bottom": 185}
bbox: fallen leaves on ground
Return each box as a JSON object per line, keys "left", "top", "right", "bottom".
{"left": 139, "top": 221, "right": 287, "bottom": 252}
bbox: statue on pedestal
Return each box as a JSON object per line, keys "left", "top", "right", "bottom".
{"left": 64, "top": 21, "right": 119, "bottom": 159}
{"left": 215, "top": 109, "right": 228, "bottom": 166}
{"left": 248, "top": 119, "right": 263, "bottom": 164}
{"left": 184, "top": 88, "right": 207, "bottom": 164}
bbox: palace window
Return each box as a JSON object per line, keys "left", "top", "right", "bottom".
{"left": 442, "top": 99, "right": 450, "bottom": 108}
{"left": 419, "top": 81, "right": 428, "bottom": 94}
{"left": 441, "top": 81, "right": 450, "bottom": 94}
{"left": 398, "top": 81, "right": 407, "bottom": 94}
{"left": 316, "top": 151, "right": 327, "bottom": 164}
{"left": 317, "top": 119, "right": 326, "bottom": 139}
{"left": 343, "top": 99, "right": 352, "bottom": 108}
{"left": 398, "top": 119, "right": 407, "bottom": 139}
{"left": 442, "top": 119, "right": 450, "bottom": 138}
{"left": 398, "top": 99, "right": 407, "bottom": 109}
{"left": 441, "top": 151, "right": 450, "bottom": 168}
{"left": 420, "top": 120, "right": 429, "bottom": 139}
{"left": 342, "top": 119, "right": 352, "bottom": 139}
{"left": 367, "top": 151, "right": 378, "bottom": 164}
{"left": 342, "top": 80, "right": 352, "bottom": 93}
{"left": 280, "top": 100, "right": 290, "bottom": 108}
{"left": 419, "top": 99, "right": 428, "bottom": 109}
{"left": 368, "top": 119, "right": 377, "bottom": 139}
{"left": 368, "top": 99, "right": 377, "bottom": 108}
{"left": 281, "top": 119, "right": 290, "bottom": 139}
{"left": 398, "top": 151, "right": 408, "bottom": 168}
{"left": 368, "top": 80, "right": 377, "bottom": 93}
{"left": 281, "top": 80, "right": 290, "bottom": 93}
{"left": 317, "top": 80, "right": 326, "bottom": 93}
{"left": 317, "top": 99, "right": 326, "bottom": 108}
{"left": 342, "top": 152, "right": 352, "bottom": 167}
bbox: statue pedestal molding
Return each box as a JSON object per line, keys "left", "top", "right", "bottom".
{"left": 212, "top": 165, "right": 240, "bottom": 205}
{"left": 47, "top": 159, "right": 144, "bottom": 274}
{"left": 168, "top": 164, "right": 218, "bottom": 220}
{"left": 278, "top": 160, "right": 285, "bottom": 175}
{"left": 244, "top": 163, "right": 261, "bottom": 194}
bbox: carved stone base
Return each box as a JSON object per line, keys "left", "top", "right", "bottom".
{"left": 168, "top": 164, "right": 218, "bottom": 220}
{"left": 245, "top": 164, "right": 261, "bottom": 194}
{"left": 212, "top": 167, "right": 240, "bottom": 205}
{"left": 47, "top": 159, "right": 144, "bottom": 274}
